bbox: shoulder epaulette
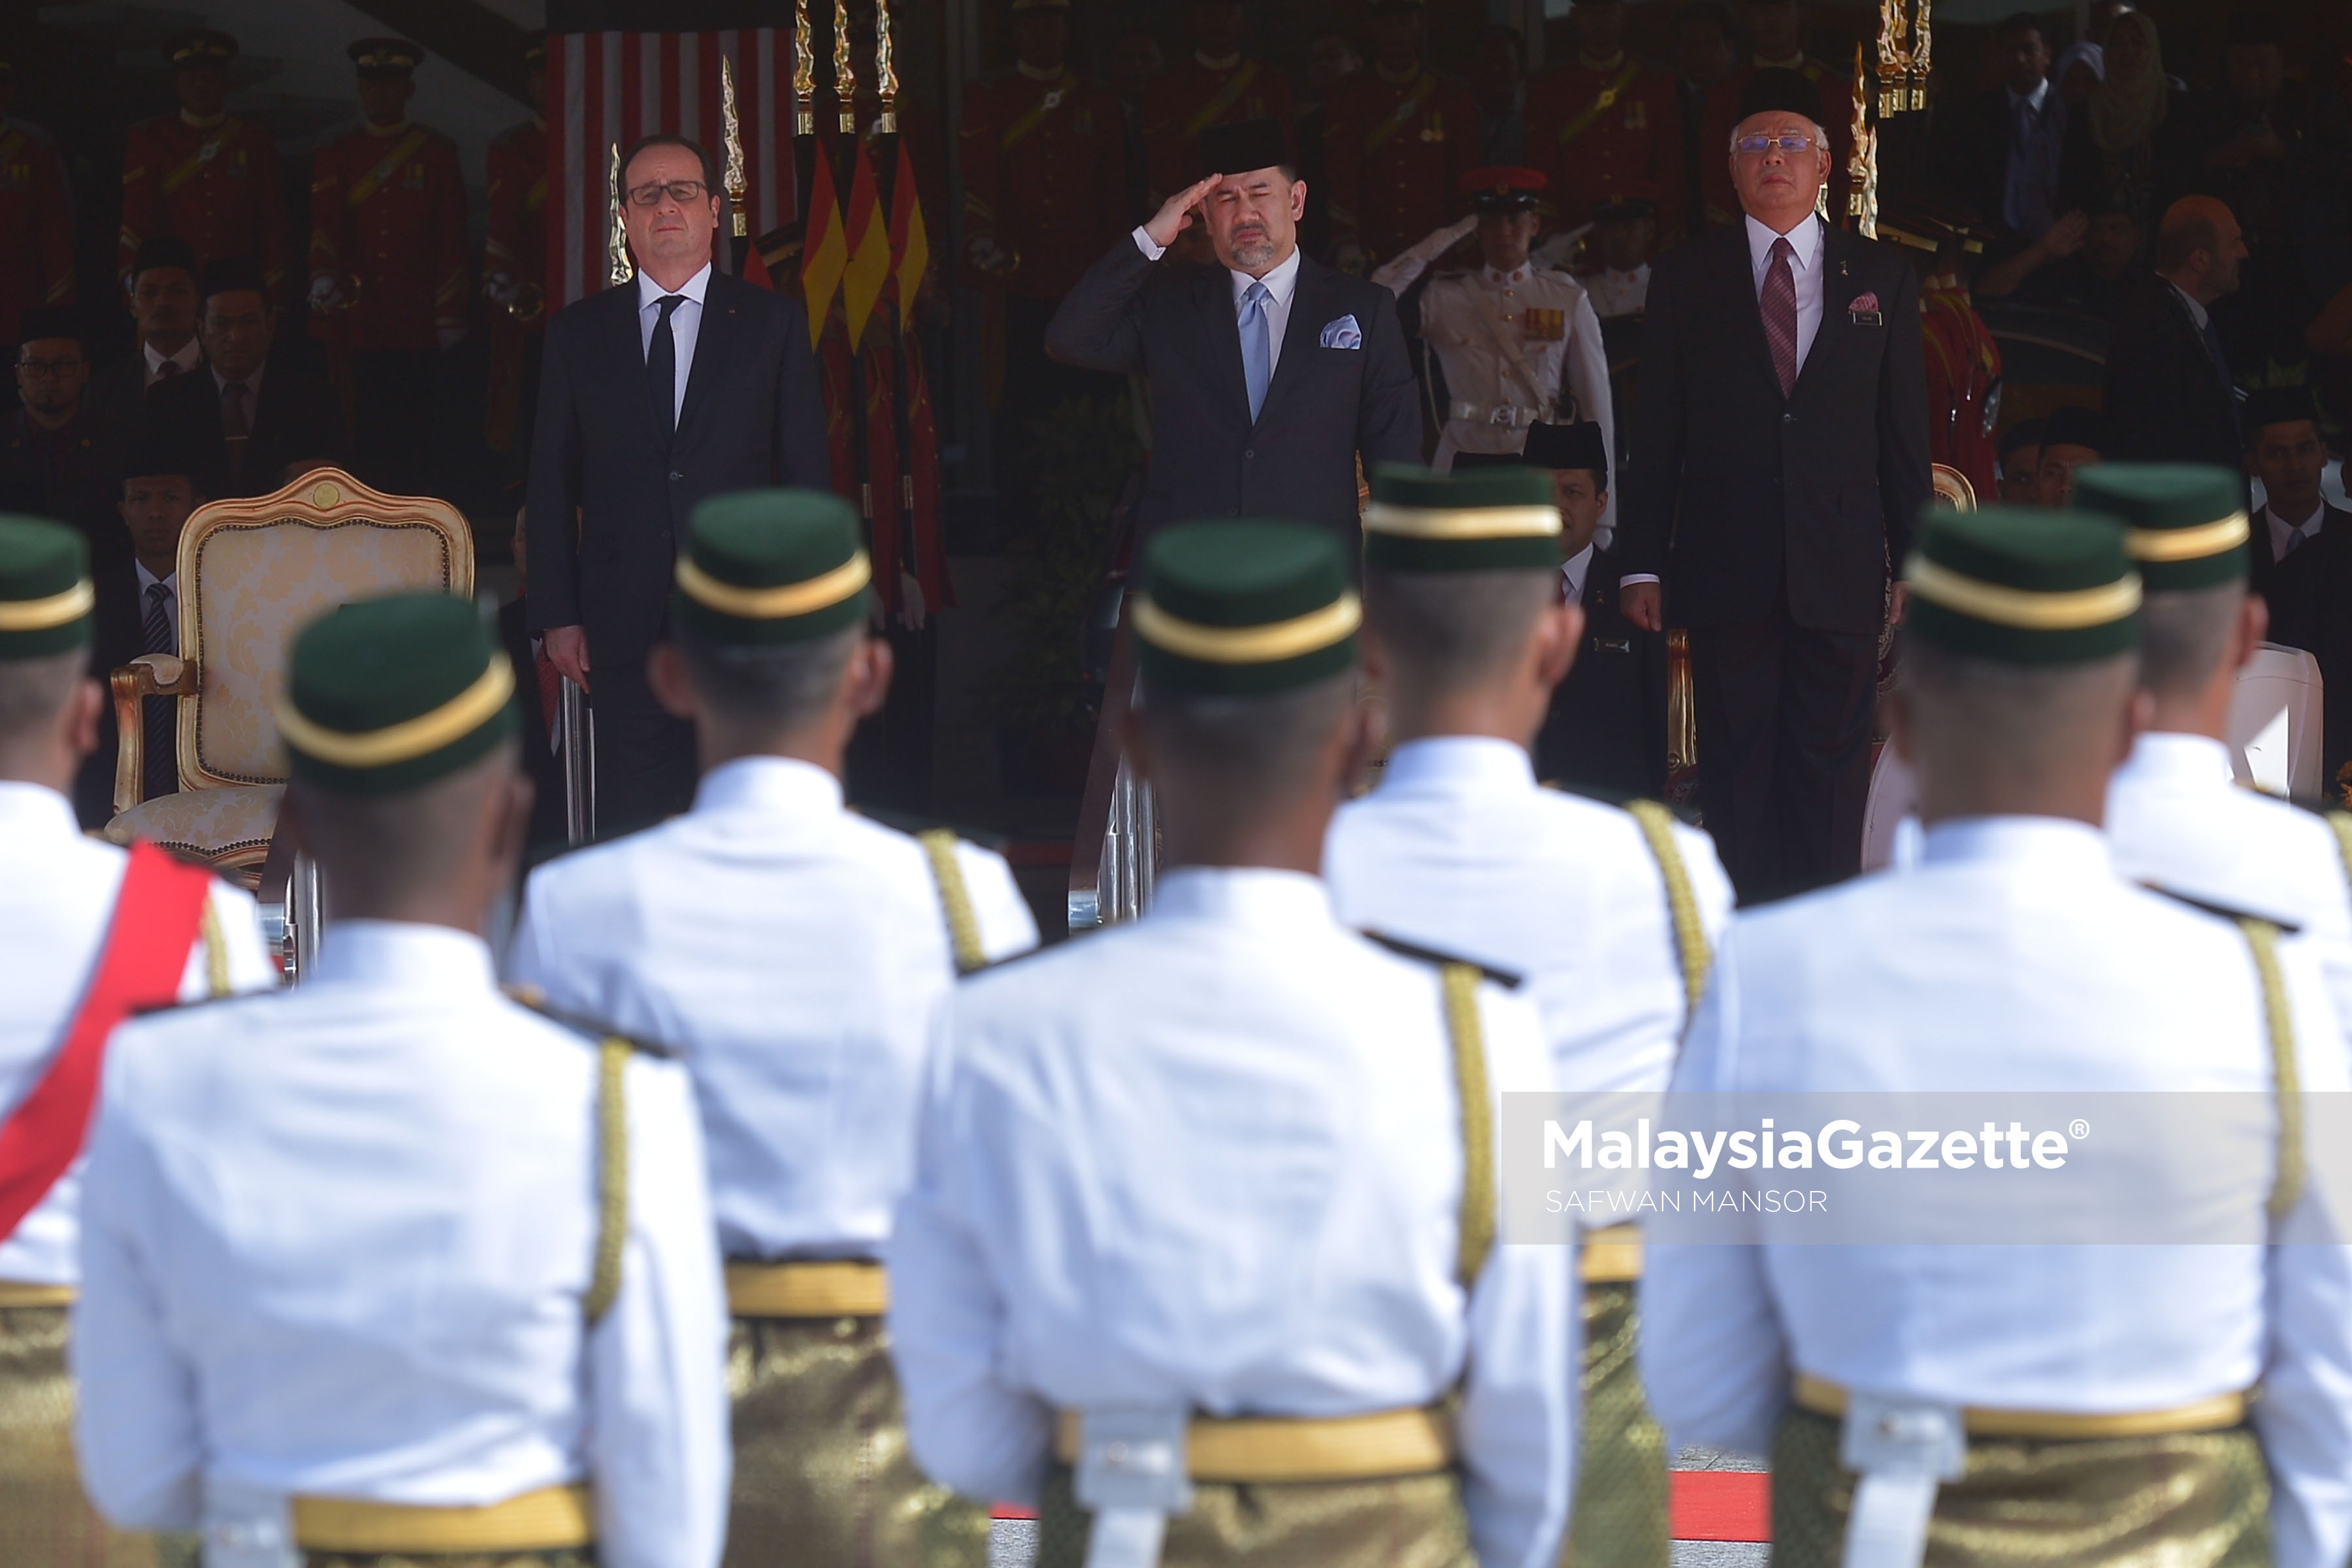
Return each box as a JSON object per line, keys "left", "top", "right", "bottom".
{"left": 503, "top": 985, "right": 680, "bottom": 1058}
{"left": 1360, "top": 929, "right": 1524, "bottom": 990}
{"left": 2137, "top": 883, "right": 2304, "bottom": 938}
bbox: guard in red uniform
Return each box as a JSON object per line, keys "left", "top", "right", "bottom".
{"left": 1139, "top": 0, "right": 1294, "bottom": 208}
{"left": 1320, "top": 0, "right": 1478, "bottom": 270}
{"left": 118, "top": 31, "right": 289, "bottom": 298}
{"left": 1883, "top": 199, "right": 2003, "bottom": 504}
{"left": 485, "top": 32, "right": 548, "bottom": 463}
{"left": 1693, "top": 0, "right": 1849, "bottom": 230}
{"left": 308, "top": 39, "right": 468, "bottom": 498}
{"left": 1524, "top": 0, "right": 1684, "bottom": 235}
{"left": 0, "top": 57, "right": 75, "bottom": 354}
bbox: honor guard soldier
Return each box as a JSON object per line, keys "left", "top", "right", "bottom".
{"left": 73, "top": 593, "right": 730, "bottom": 1568}
{"left": 0, "top": 515, "right": 269, "bottom": 1566}
{"left": 1139, "top": 0, "right": 1294, "bottom": 209}
{"left": 1692, "top": 0, "right": 1847, "bottom": 230}
{"left": 1643, "top": 508, "right": 2352, "bottom": 1568}
{"left": 1524, "top": 0, "right": 1685, "bottom": 235}
{"left": 890, "top": 519, "right": 1575, "bottom": 1568}
{"left": 1328, "top": 464, "right": 1730, "bottom": 1568}
{"left": 310, "top": 39, "right": 468, "bottom": 498}
{"left": 1322, "top": 0, "right": 1478, "bottom": 270}
{"left": 484, "top": 31, "right": 549, "bottom": 460}
{"left": 1880, "top": 198, "right": 2002, "bottom": 504}
{"left": 118, "top": 31, "right": 290, "bottom": 299}
{"left": 0, "top": 56, "right": 76, "bottom": 352}
{"left": 2091, "top": 463, "right": 2352, "bottom": 1053}
{"left": 509, "top": 491, "right": 1036, "bottom": 1568}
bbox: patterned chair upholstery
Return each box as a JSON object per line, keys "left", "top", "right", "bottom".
{"left": 103, "top": 468, "right": 476, "bottom": 885}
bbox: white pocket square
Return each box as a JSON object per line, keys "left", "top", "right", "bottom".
{"left": 1320, "top": 314, "right": 1364, "bottom": 350}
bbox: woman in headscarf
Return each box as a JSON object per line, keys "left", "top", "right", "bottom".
{"left": 2052, "top": 41, "right": 2102, "bottom": 112}
{"left": 2058, "top": 12, "right": 2183, "bottom": 235}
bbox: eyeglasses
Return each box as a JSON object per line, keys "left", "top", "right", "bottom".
{"left": 627, "top": 180, "right": 710, "bottom": 207}
{"left": 16, "top": 357, "right": 84, "bottom": 378}
{"left": 1733, "top": 133, "right": 1818, "bottom": 155}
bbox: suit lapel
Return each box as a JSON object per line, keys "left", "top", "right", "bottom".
{"left": 675, "top": 270, "right": 737, "bottom": 439}
{"left": 605, "top": 280, "right": 664, "bottom": 449}
{"left": 1193, "top": 266, "right": 1252, "bottom": 429}
{"left": 1722, "top": 226, "right": 1782, "bottom": 396}
{"left": 1792, "top": 225, "right": 1855, "bottom": 399}
{"left": 1258, "top": 255, "right": 1328, "bottom": 422}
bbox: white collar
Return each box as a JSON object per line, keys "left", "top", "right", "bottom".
{"left": 1563, "top": 539, "right": 1596, "bottom": 587}
{"left": 2125, "top": 731, "right": 2234, "bottom": 787}
{"left": 308, "top": 919, "right": 498, "bottom": 992}
{"left": 210, "top": 359, "right": 264, "bottom": 396}
{"left": 693, "top": 754, "right": 843, "bottom": 817}
{"left": 2009, "top": 76, "right": 2050, "bottom": 112}
{"left": 1196, "top": 50, "right": 1242, "bottom": 71}
{"left": 1380, "top": 735, "right": 1536, "bottom": 794}
{"left": 135, "top": 561, "right": 176, "bottom": 595}
{"left": 1481, "top": 262, "right": 1533, "bottom": 286}
{"left": 0, "top": 779, "right": 79, "bottom": 839}
{"left": 144, "top": 338, "right": 201, "bottom": 376}
{"left": 2268, "top": 497, "right": 2325, "bottom": 531}
{"left": 1230, "top": 244, "right": 1302, "bottom": 308}
{"left": 1744, "top": 211, "right": 1822, "bottom": 272}
{"left": 1917, "top": 815, "right": 2112, "bottom": 874}
{"left": 637, "top": 261, "right": 713, "bottom": 310}
{"left": 2166, "top": 279, "right": 2210, "bottom": 330}
{"left": 1149, "top": 865, "right": 1336, "bottom": 930}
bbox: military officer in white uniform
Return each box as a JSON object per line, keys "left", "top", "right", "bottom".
{"left": 0, "top": 515, "right": 271, "bottom": 1565}
{"left": 1641, "top": 508, "right": 2352, "bottom": 1568}
{"left": 889, "top": 519, "right": 1575, "bottom": 1568}
{"left": 1376, "top": 167, "right": 1613, "bottom": 514}
{"left": 508, "top": 489, "right": 1036, "bottom": 1568}
{"left": 73, "top": 593, "right": 730, "bottom": 1568}
{"left": 2084, "top": 464, "right": 2352, "bottom": 1053}
{"left": 1326, "top": 465, "right": 1730, "bottom": 1568}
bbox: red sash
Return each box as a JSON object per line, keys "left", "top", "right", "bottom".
{"left": 0, "top": 841, "right": 215, "bottom": 1243}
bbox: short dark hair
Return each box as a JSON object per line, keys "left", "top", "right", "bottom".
{"left": 1135, "top": 670, "right": 1355, "bottom": 801}
{"left": 620, "top": 133, "right": 719, "bottom": 193}
{"left": 1997, "top": 11, "right": 2044, "bottom": 40}
{"left": 2139, "top": 583, "right": 2242, "bottom": 700}
{"left": 198, "top": 256, "right": 269, "bottom": 309}
{"left": 1363, "top": 567, "right": 1555, "bottom": 698}
{"left": 676, "top": 620, "right": 863, "bottom": 734}
{"left": 1676, "top": 0, "right": 1731, "bottom": 31}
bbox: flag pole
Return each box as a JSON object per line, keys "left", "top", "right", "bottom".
{"left": 722, "top": 55, "right": 752, "bottom": 276}
{"left": 874, "top": 0, "right": 921, "bottom": 595}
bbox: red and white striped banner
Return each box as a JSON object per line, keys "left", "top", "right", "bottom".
{"left": 546, "top": 29, "right": 800, "bottom": 308}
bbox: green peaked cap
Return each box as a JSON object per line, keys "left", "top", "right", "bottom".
{"left": 2068, "top": 464, "right": 2250, "bottom": 593}
{"left": 1904, "top": 506, "right": 2141, "bottom": 663}
{"left": 281, "top": 592, "right": 517, "bottom": 795}
{"left": 675, "top": 488, "right": 873, "bottom": 645}
{"left": 1135, "top": 520, "right": 1360, "bottom": 695}
{"left": 1363, "top": 463, "right": 1563, "bottom": 572}
{"left": 0, "top": 514, "right": 94, "bottom": 660}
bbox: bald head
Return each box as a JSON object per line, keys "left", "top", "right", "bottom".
{"left": 2153, "top": 197, "right": 2246, "bottom": 304}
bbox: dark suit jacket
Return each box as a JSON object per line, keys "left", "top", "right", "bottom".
{"left": 2102, "top": 281, "right": 2244, "bottom": 486}
{"left": 2249, "top": 502, "right": 2347, "bottom": 610}
{"left": 1618, "top": 223, "right": 1932, "bottom": 634}
{"left": 1537, "top": 546, "right": 1667, "bottom": 800}
{"left": 83, "top": 352, "right": 168, "bottom": 435}
{"left": 141, "top": 359, "right": 345, "bottom": 501}
{"left": 526, "top": 270, "right": 830, "bottom": 669}
{"left": 1043, "top": 239, "right": 1422, "bottom": 539}
{"left": 2264, "top": 509, "right": 2352, "bottom": 798}
{"left": 74, "top": 549, "right": 165, "bottom": 830}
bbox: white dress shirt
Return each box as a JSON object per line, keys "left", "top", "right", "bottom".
{"left": 637, "top": 262, "right": 713, "bottom": 429}
{"left": 134, "top": 563, "right": 180, "bottom": 648}
{"left": 889, "top": 867, "right": 1574, "bottom": 1568}
{"left": 74, "top": 920, "right": 730, "bottom": 1568}
{"left": 142, "top": 338, "right": 203, "bottom": 388}
{"left": 1126, "top": 228, "right": 1304, "bottom": 382}
{"left": 508, "top": 756, "right": 1037, "bottom": 1262}
{"left": 2268, "top": 500, "right": 2327, "bottom": 562}
{"left": 210, "top": 359, "right": 264, "bottom": 402}
{"left": 1328, "top": 737, "right": 1733, "bottom": 1098}
{"left": 1641, "top": 817, "right": 2352, "bottom": 1568}
{"left": 0, "top": 783, "right": 270, "bottom": 1288}
{"left": 1743, "top": 210, "right": 1825, "bottom": 374}
{"left": 1561, "top": 541, "right": 1596, "bottom": 606}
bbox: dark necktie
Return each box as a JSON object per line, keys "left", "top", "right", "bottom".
{"left": 141, "top": 581, "right": 176, "bottom": 796}
{"left": 647, "top": 293, "right": 687, "bottom": 443}
{"left": 1761, "top": 236, "right": 1799, "bottom": 397}
{"left": 157, "top": 358, "right": 183, "bottom": 382}
{"left": 220, "top": 380, "right": 252, "bottom": 485}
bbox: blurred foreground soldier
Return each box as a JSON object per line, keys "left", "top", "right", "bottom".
{"left": 309, "top": 39, "right": 468, "bottom": 497}
{"left": 1377, "top": 169, "right": 1612, "bottom": 490}
{"left": 1047, "top": 119, "right": 1421, "bottom": 546}
{"left": 2091, "top": 463, "right": 2352, "bottom": 1058}
{"left": 73, "top": 593, "right": 730, "bottom": 1568}
{"left": 1644, "top": 507, "right": 2352, "bottom": 1568}
{"left": 146, "top": 260, "right": 344, "bottom": 500}
{"left": 510, "top": 490, "right": 1035, "bottom": 1568}
{"left": 0, "top": 515, "right": 268, "bottom": 1564}
{"left": 1328, "top": 466, "right": 1731, "bottom": 1568}
{"left": 85, "top": 237, "right": 203, "bottom": 430}
{"left": 890, "top": 520, "right": 1575, "bottom": 1568}
{"left": 118, "top": 31, "right": 289, "bottom": 297}
{"left": 0, "top": 55, "right": 76, "bottom": 350}
{"left": 1321, "top": 0, "right": 1478, "bottom": 269}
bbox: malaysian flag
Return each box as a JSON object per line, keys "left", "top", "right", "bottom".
{"left": 544, "top": 21, "right": 800, "bottom": 307}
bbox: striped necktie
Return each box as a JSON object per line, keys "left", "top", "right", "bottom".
{"left": 141, "top": 581, "right": 176, "bottom": 797}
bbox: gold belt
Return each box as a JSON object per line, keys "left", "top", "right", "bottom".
{"left": 0, "top": 1281, "right": 76, "bottom": 1307}
{"left": 1053, "top": 1405, "right": 1454, "bottom": 1484}
{"left": 291, "top": 1484, "right": 593, "bottom": 1552}
{"left": 1580, "top": 1224, "right": 1644, "bottom": 1282}
{"left": 726, "top": 1259, "right": 889, "bottom": 1318}
{"left": 1793, "top": 1373, "right": 2249, "bottom": 1441}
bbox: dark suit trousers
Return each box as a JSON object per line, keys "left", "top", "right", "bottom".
{"left": 1690, "top": 609, "right": 1876, "bottom": 904}
{"left": 589, "top": 662, "right": 698, "bottom": 840}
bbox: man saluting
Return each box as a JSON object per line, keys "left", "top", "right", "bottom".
{"left": 1045, "top": 117, "right": 1422, "bottom": 545}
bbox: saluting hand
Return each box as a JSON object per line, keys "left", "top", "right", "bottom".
{"left": 1143, "top": 174, "right": 1224, "bottom": 251}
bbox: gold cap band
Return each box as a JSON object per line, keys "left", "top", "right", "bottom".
{"left": 2125, "top": 511, "right": 2251, "bottom": 564}
{"left": 1133, "top": 592, "right": 1362, "bottom": 665}
{"left": 0, "top": 580, "right": 95, "bottom": 632}
{"left": 1904, "top": 555, "right": 2142, "bottom": 631}
{"left": 1362, "top": 502, "right": 1562, "bottom": 541}
{"left": 676, "top": 551, "right": 872, "bottom": 620}
{"left": 276, "top": 658, "right": 515, "bottom": 769}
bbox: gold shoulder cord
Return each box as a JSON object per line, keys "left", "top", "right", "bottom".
{"left": 1441, "top": 962, "right": 1495, "bottom": 1291}
{"left": 2327, "top": 811, "right": 2352, "bottom": 896}
{"left": 917, "top": 828, "right": 988, "bottom": 976}
{"left": 1624, "top": 799, "right": 1711, "bottom": 1019}
{"left": 2238, "top": 918, "right": 2304, "bottom": 1224}
{"left": 200, "top": 899, "right": 230, "bottom": 998}
{"left": 583, "top": 1038, "right": 630, "bottom": 1324}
